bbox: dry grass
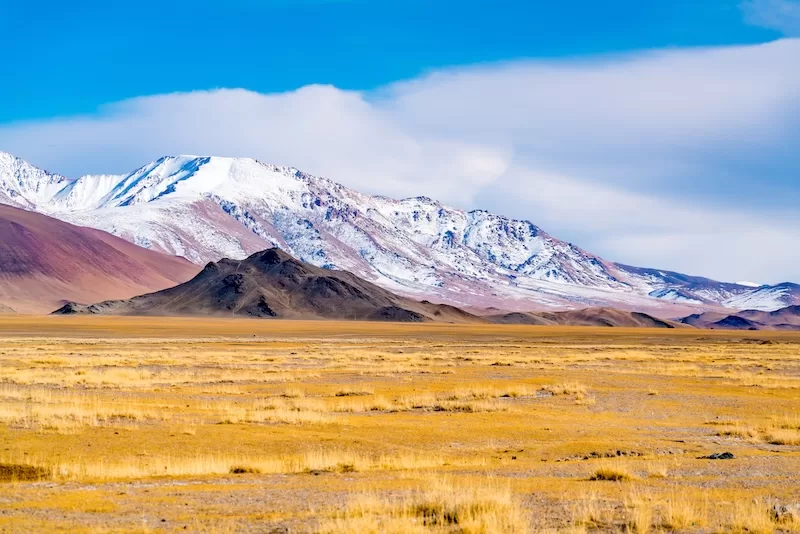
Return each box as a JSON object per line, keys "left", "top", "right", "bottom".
{"left": 659, "top": 491, "right": 708, "bottom": 530}
{"left": 620, "top": 489, "right": 792, "bottom": 534}
{"left": 711, "top": 416, "right": 800, "bottom": 445}
{"left": 541, "top": 382, "right": 588, "bottom": 396}
{"left": 0, "top": 317, "right": 797, "bottom": 532}
{"left": 572, "top": 493, "right": 617, "bottom": 530}
{"left": 4, "top": 450, "right": 474, "bottom": 481}
{"left": 645, "top": 462, "right": 669, "bottom": 479}
{"left": 318, "top": 478, "right": 528, "bottom": 533}
{"left": 716, "top": 424, "right": 759, "bottom": 440}
{"left": 725, "top": 498, "right": 777, "bottom": 534}
{"left": 763, "top": 428, "right": 800, "bottom": 445}
{"left": 0, "top": 462, "right": 49, "bottom": 482}
{"left": 772, "top": 413, "right": 800, "bottom": 430}
{"left": 589, "top": 462, "right": 634, "bottom": 482}
{"left": 625, "top": 491, "right": 654, "bottom": 534}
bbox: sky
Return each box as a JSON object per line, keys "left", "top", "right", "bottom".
{"left": 1, "top": 0, "right": 799, "bottom": 283}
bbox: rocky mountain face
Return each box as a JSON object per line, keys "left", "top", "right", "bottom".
{"left": 54, "top": 248, "right": 481, "bottom": 323}
{"left": 1, "top": 152, "right": 797, "bottom": 314}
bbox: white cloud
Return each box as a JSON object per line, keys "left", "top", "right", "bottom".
{"left": 0, "top": 39, "right": 798, "bottom": 283}
{"left": 1, "top": 86, "right": 509, "bottom": 205}
{"left": 484, "top": 166, "right": 800, "bottom": 283}
{"left": 742, "top": 0, "right": 800, "bottom": 35}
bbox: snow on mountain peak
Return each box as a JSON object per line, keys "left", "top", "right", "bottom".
{"left": 0, "top": 152, "right": 72, "bottom": 210}
{"left": 45, "top": 156, "right": 311, "bottom": 212}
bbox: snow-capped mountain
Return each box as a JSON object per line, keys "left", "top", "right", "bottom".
{"left": 721, "top": 283, "right": 800, "bottom": 312}
{"left": 1, "top": 152, "right": 796, "bottom": 313}
{"left": 0, "top": 152, "right": 70, "bottom": 210}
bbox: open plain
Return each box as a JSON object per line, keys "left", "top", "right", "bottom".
{"left": 0, "top": 316, "right": 799, "bottom": 533}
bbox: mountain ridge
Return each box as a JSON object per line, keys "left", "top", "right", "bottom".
{"left": 2, "top": 151, "right": 797, "bottom": 314}
{"left": 53, "top": 247, "right": 483, "bottom": 323}
{"left": 488, "top": 307, "right": 684, "bottom": 328}
{"left": 681, "top": 304, "right": 800, "bottom": 331}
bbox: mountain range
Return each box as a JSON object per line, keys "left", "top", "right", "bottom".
{"left": 53, "top": 246, "right": 691, "bottom": 329}
{"left": 490, "top": 308, "right": 683, "bottom": 328}
{"left": 682, "top": 306, "right": 800, "bottom": 331}
{"left": 1, "top": 151, "right": 797, "bottom": 315}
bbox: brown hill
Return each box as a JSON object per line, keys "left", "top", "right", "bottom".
{"left": 680, "top": 311, "right": 729, "bottom": 328}
{"left": 488, "top": 307, "right": 682, "bottom": 328}
{"left": 0, "top": 204, "right": 199, "bottom": 313}
{"left": 738, "top": 306, "right": 800, "bottom": 327}
{"left": 53, "top": 248, "right": 484, "bottom": 323}
{"left": 681, "top": 305, "right": 800, "bottom": 330}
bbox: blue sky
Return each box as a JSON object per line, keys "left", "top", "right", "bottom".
{"left": 0, "top": 0, "right": 785, "bottom": 122}
{"left": 1, "top": 1, "right": 799, "bottom": 283}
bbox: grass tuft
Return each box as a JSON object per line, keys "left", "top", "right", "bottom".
{"left": 318, "top": 478, "right": 528, "bottom": 533}
{"left": 229, "top": 465, "right": 261, "bottom": 474}
{"left": 589, "top": 463, "right": 633, "bottom": 482}
{"left": 0, "top": 462, "right": 50, "bottom": 482}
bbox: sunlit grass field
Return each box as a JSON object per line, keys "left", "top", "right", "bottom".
{"left": 0, "top": 316, "right": 799, "bottom": 532}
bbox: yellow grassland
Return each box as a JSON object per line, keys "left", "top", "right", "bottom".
{"left": 0, "top": 316, "right": 798, "bottom": 532}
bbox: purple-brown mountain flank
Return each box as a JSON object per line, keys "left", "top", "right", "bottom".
{"left": 0, "top": 204, "right": 198, "bottom": 313}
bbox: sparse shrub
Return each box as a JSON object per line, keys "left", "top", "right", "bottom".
{"left": 574, "top": 392, "right": 596, "bottom": 406}
{"left": 590, "top": 465, "right": 632, "bottom": 482}
{"left": 542, "top": 382, "right": 588, "bottom": 396}
{"left": 335, "top": 388, "right": 373, "bottom": 397}
{"left": 0, "top": 462, "right": 50, "bottom": 482}
{"left": 646, "top": 463, "right": 668, "bottom": 479}
{"left": 229, "top": 465, "right": 261, "bottom": 474}
{"left": 337, "top": 463, "right": 357, "bottom": 473}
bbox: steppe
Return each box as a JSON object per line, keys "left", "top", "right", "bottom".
{"left": 0, "top": 316, "right": 798, "bottom": 533}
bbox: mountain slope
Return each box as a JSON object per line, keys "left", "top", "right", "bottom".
{"left": 720, "top": 283, "right": 800, "bottom": 312}
{"left": 54, "top": 248, "right": 482, "bottom": 323}
{"left": 0, "top": 204, "right": 199, "bottom": 313}
{"left": 1, "top": 152, "right": 795, "bottom": 314}
{"left": 738, "top": 305, "right": 800, "bottom": 327}
{"left": 680, "top": 305, "right": 800, "bottom": 331}
{"left": 489, "top": 307, "right": 682, "bottom": 328}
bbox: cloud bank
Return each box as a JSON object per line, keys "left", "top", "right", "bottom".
{"left": 1, "top": 39, "right": 798, "bottom": 283}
